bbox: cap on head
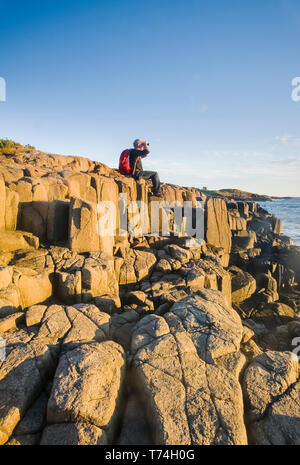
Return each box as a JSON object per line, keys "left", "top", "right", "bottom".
{"left": 133, "top": 139, "right": 141, "bottom": 148}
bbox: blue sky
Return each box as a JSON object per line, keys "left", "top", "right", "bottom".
{"left": 0, "top": 0, "right": 300, "bottom": 196}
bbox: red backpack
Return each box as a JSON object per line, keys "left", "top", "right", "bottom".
{"left": 119, "top": 149, "right": 132, "bottom": 175}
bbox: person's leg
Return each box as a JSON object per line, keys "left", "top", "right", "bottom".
{"left": 140, "top": 170, "right": 161, "bottom": 193}
{"left": 151, "top": 172, "right": 161, "bottom": 194}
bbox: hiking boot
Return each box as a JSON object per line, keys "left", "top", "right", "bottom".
{"left": 153, "top": 188, "right": 163, "bottom": 197}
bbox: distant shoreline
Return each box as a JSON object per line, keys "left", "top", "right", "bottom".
{"left": 201, "top": 188, "right": 298, "bottom": 202}
{"left": 270, "top": 196, "right": 297, "bottom": 200}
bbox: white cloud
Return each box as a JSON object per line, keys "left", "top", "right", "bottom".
{"left": 274, "top": 135, "right": 300, "bottom": 146}
{"left": 143, "top": 148, "right": 300, "bottom": 196}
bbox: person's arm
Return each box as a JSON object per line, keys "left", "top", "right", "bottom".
{"left": 130, "top": 148, "right": 149, "bottom": 158}
{"left": 140, "top": 142, "right": 150, "bottom": 158}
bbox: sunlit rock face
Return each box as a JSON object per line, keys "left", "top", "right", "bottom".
{"left": 0, "top": 144, "right": 299, "bottom": 445}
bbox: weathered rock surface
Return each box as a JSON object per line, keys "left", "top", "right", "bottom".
{"left": 41, "top": 422, "right": 107, "bottom": 445}
{"left": 36, "top": 303, "right": 110, "bottom": 348}
{"left": 0, "top": 143, "right": 299, "bottom": 446}
{"left": 230, "top": 266, "right": 256, "bottom": 303}
{"left": 131, "top": 290, "right": 247, "bottom": 445}
{"left": 243, "top": 351, "right": 300, "bottom": 445}
{"left": 7, "top": 391, "right": 48, "bottom": 445}
{"left": 26, "top": 305, "right": 47, "bottom": 327}
{"left": 0, "top": 341, "right": 56, "bottom": 444}
{"left": 118, "top": 248, "right": 157, "bottom": 285}
{"left": 205, "top": 198, "right": 231, "bottom": 257}
{"left": 0, "top": 230, "right": 39, "bottom": 252}
{"left": 46, "top": 341, "right": 126, "bottom": 443}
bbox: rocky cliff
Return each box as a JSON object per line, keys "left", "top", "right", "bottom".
{"left": 0, "top": 144, "right": 299, "bottom": 445}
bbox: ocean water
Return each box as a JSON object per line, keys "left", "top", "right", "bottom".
{"left": 258, "top": 198, "right": 300, "bottom": 246}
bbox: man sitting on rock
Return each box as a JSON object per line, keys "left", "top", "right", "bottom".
{"left": 129, "top": 139, "right": 162, "bottom": 196}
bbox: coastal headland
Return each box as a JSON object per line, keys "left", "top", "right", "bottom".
{"left": 0, "top": 140, "right": 299, "bottom": 446}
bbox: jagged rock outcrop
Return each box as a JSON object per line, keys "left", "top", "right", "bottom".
{"left": 0, "top": 143, "right": 299, "bottom": 446}
{"left": 205, "top": 198, "right": 231, "bottom": 261}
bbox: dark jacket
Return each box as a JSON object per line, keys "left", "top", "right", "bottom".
{"left": 129, "top": 148, "right": 149, "bottom": 176}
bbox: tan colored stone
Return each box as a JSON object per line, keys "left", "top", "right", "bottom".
{"left": 63, "top": 304, "right": 110, "bottom": 347}
{"left": 243, "top": 351, "right": 299, "bottom": 422}
{"left": 205, "top": 198, "right": 231, "bottom": 254}
{"left": 0, "top": 231, "right": 39, "bottom": 252}
{"left": 0, "top": 312, "right": 24, "bottom": 333}
{"left": 47, "top": 341, "right": 125, "bottom": 441}
{"left": 250, "top": 380, "right": 300, "bottom": 445}
{"left": 68, "top": 197, "right": 115, "bottom": 255}
{"left": 41, "top": 422, "right": 107, "bottom": 445}
{"left": 243, "top": 351, "right": 299, "bottom": 445}
{"left": 25, "top": 305, "right": 47, "bottom": 327}
{"left": 0, "top": 285, "right": 21, "bottom": 316}
{"left": 36, "top": 304, "right": 71, "bottom": 345}
{"left": 0, "top": 176, "right": 6, "bottom": 230}
{"left": 156, "top": 258, "right": 172, "bottom": 273}
{"left": 81, "top": 255, "right": 118, "bottom": 300}
{"left": 17, "top": 271, "right": 52, "bottom": 309}
{"left": 168, "top": 244, "right": 191, "bottom": 263}
{"left": 0, "top": 267, "right": 13, "bottom": 290}
{"left": 56, "top": 270, "right": 81, "bottom": 305}
{"left": 230, "top": 266, "right": 256, "bottom": 303}
{"left": 4, "top": 188, "right": 19, "bottom": 231}
{"left": 131, "top": 290, "right": 247, "bottom": 445}
{"left": 0, "top": 341, "right": 55, "bottom": 445}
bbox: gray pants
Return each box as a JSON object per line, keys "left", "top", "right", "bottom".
{"left": 134, "top": 170, "right": 161, "bottom": 193}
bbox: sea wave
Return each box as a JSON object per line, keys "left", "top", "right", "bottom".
{"left": 258, "top": 198, "right": 300, "bottom": 246}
